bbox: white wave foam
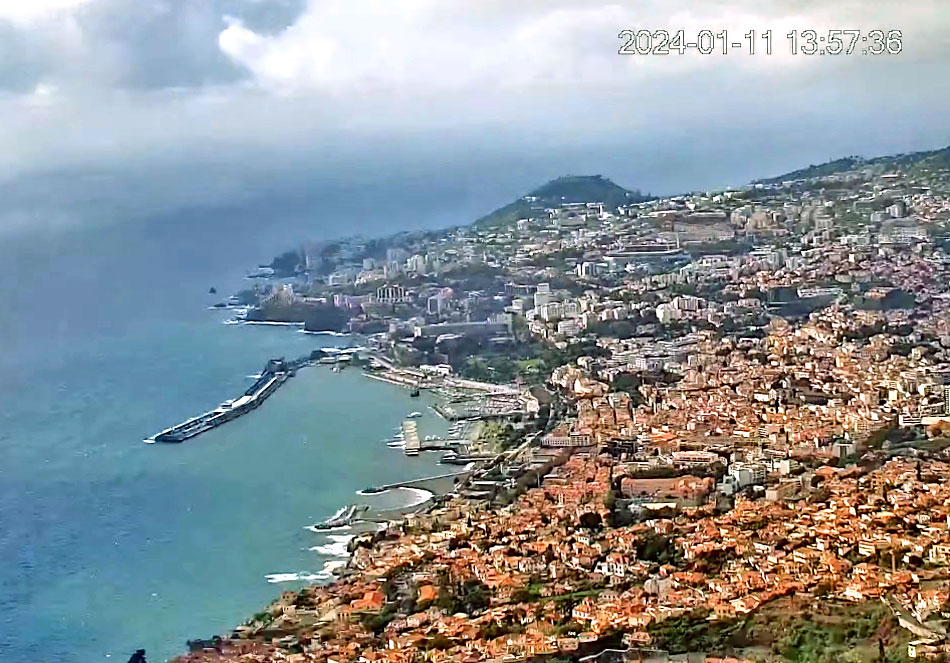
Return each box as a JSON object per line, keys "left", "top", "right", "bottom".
{"left": 242, "top": 321, "right": 305, "bottom": 327}
{"left": 319, "top": 506, "right": 346, "bottom": 521}
{"left": 265, "top": 572, "right": 322, "bottom": 584}
{"left": 298, "top": 330, "right": 350, "bottom": 337}
{"left": 309, "top": 534, "right": 354, "bottom": 558}
{"left": 316, "top": 560, "right": 347, "bottom": 579}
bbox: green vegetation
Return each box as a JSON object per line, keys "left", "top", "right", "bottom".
{"left": 755, "top": 145, "right": 950, "bottom": 184}
{"left": 247, "top": 610, "right": 273, "bottom": 626}
{"left": 435, "top": 578, "right": 491, "bottom": 615}
{"left": 460, "top": 355, "right": 531, "bottom": 384}
{"left": 648, "top": 608, "right": 748, "bottom": 653}
{"left": 457, "top": 337, "right": 604, "bottom": 385}
{"left": 755, "top": 157, "right": 864, "bottom": 184}
{"left": 778, "top": 604, "right": 889, "bottom": 663}
{"left": 475, "top": 175, "right": 650, "bottom": 229}
{"left": 359, "top": 603, "right": 398, "bottom": 634}
{"left": 495, "top": 456, "right": 567, "bottom": 506}
{"left": 478, "top": 422, "right": 525, "bottom": 451}
{"left": 609, "top": 370, "right": 680, "bottom": 403}
{"left": 635, "top": 532, "right": 682, "bottom": 565}
{"left": 610, "top": 371, "right": 643, "bottom": 403}
{"left": 647, "top": 600, "right": 903, "bottom": 663}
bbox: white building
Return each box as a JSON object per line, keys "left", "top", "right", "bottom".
{"left": 377, "top": 284, "right": 409, "bottom": 304}
{"left": 887, "top": 201, "right": 907, "bottom": 218}
{"left": 539, "top": 302, "right": 563, "bottom": 322}
{"left": 729, "top": 463, "right": 767, "bottom": 488}
{"left": 575, "top": 262, "right": 601, "bottom": 278}
{"left": 407, "top": 254, "right": 427, "bottom": 274}
{"left": 427, "top": 293, "right": 446, "bottom": 315}
{"left": 557, "top": 319, "right": 582, "bottom": 337}
{"left": 671, "top": 295, "right": 703, "bottom": 312}
{"left": 655, "top": 303, "right": 676, "bottom": 324}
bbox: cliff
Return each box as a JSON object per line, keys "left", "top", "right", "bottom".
{"left": 245, "top": 302, "right": 350, "bottom": 332}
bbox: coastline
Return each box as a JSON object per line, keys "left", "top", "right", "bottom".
{"left": 221, "top": 353, "right": 456, "bottom": 590}
{"left": 263, "top": 481, "right": 444, "bottom": 592}
{"left": 237, "top": 320, "right": 306, "bottom": 327}
{"left": 159, "top": 332, "right": 453, "bottom": 662}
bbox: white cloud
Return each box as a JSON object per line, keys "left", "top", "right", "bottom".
{"left": 216, "top": 1, "right": 661, "bottom": 94}
{"left": 0, "top": 0, "right": 94, "bottom": 23}
{"left": 0, "top": 0, "right": 948, "bottom": 190}
{"left": 216, "top": 0, "right": 950, "bottom": 96}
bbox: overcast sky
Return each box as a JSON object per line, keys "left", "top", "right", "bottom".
{"left": 1, "top": 0, "right": 948, "bottom": 233}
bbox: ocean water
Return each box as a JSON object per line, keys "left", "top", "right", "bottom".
{"left": 0, "top": 194, "right": 480, "bottom": 662}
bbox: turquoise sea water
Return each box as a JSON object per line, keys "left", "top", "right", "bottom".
{"left": 0, "top": 200, "right": 470, "bottom": 662}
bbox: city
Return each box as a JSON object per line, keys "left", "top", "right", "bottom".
{"left": 179, "top": 147, "right": 950, "bottom": 662}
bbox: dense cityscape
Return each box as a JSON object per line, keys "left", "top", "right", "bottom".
{"left": 179, "top": 146, "right": 950, "bottom": 663}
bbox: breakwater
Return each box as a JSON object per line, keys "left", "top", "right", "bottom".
{"left": 146, "top": 355, "right": 311, "bottom": 443}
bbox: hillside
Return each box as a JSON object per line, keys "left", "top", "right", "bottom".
{"left": 474, "top": 175, "right": 650, "bottom": 229}
{"left": 755, "top": 145, "right": 950, "bottom": 184}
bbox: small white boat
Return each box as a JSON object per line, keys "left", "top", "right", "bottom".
{"left": 407, "top": 411, "right": 422, "bottom": 418}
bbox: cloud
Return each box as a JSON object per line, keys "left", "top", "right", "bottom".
{"left": 0, "top": 0, "right": 948, "bottom": 213}
{"left": 216, "top": 0, "right": 950, "bottom": 96}
{"left": 0, "top": 0, "right": 307, "bottom": 92}
{"left": 0, "top": 0, "right": 94, "bottom": 24}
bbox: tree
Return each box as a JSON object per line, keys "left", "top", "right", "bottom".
{"left": 436, "top": 584, "right": 459, "bottom": 613}
{"left": 611, "top": 371, "right": 643, "bottom": 404}
{"left": 427, "top": 634, "right": 454, "bottom": 650}
{"left": 579, "top": 511, "right": 603, "bottom": 530}
{"left": 460, "top": 579, "right": 490, "bottom": 613}
{"left": 511, "top": 588, "right": 534, "bottom": 603}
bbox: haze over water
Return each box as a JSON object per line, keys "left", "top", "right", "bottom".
{"left": 0, "top": 187, "right": 489, "bottom": 663}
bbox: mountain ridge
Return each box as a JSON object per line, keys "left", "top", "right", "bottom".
{"left": 754, "top": 145, "right": 950, "bottom": 184}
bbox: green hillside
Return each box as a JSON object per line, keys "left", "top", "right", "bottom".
{"left": 755, "top": 145, "right": 950, "bottom": 184}
{"left": 474, "top": 175, "right": 650, "bottom": 229}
